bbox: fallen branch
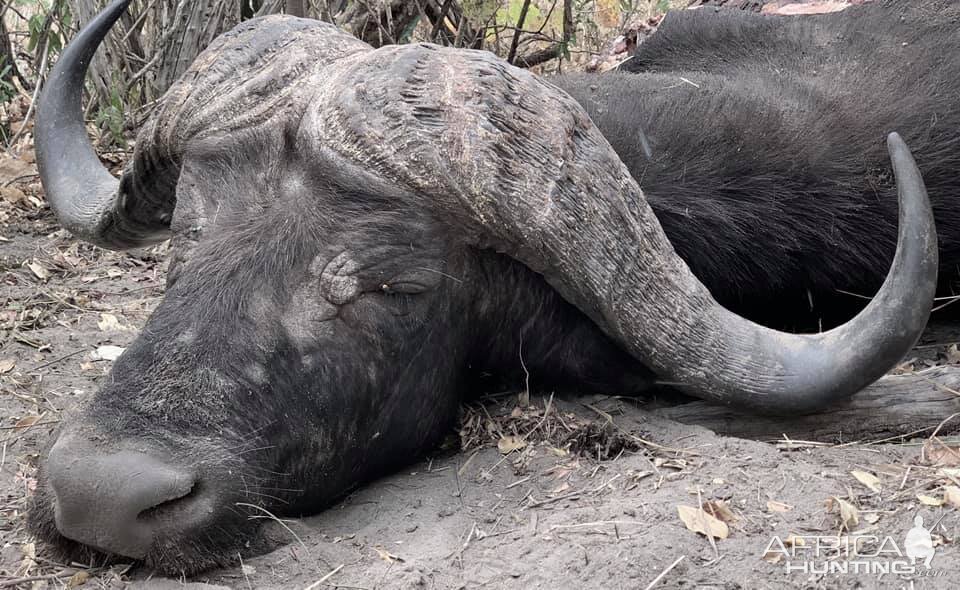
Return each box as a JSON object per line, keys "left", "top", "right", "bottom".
{"left": 653, "top": 367, "right": 960, "bottom": 442}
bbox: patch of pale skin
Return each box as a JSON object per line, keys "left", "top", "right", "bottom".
{"left": 279, "top": 252, "right": 351, "bottom": 356}
{"left": 245, "top": 290, "right": 279, "bottom": 326}
{"left": 764, "top": 1, "right": 859, "bottom": 16}
{"left": 280, "top": 174, "right": 308, "bottom": 202}
{"left": 175, "top": 329, "right": 196, "bottom": 345}
{"left": 244, "top": 364, "right": 268, "bottom": 386}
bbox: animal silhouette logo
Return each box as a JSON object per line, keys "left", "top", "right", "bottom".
{"left": 904, "top": 515, "right": 935, "bottom": 569}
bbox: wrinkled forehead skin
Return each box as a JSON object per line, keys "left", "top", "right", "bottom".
{"left": 142, "top": 16, "right": 369, "bottom": 162}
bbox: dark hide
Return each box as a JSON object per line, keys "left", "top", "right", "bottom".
{"left": 27, "top": 0, "right": 950, "bottom": 574}
{"left": 555, "top": 0, "right": 960, "bottom": 329}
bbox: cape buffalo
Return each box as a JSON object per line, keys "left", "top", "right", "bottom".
{"left": 27, "top": 0, "right": 943, "bottom": 574}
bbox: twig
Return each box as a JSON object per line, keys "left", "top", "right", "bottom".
{"left": 304, "top": 564, "right": 345, "bottom": 590}
{"left": 429, "top": 0, "right": 453, "bottom": 42}
{"left": 2, "top": 173, "right": 38, "bottom": 187}
{"left": 236, "top": 502, "right": 310, "bottom": 556}
{"left": 581, "top": 402, "right": 691, "bottom": 455}
{"left": 507, "top": 0, "right": 531, "bottom": 64}
{"left": 505, "top": 475, "right": 530, "bottom": 490}
{"left": 518, "top": 332, "right": 530, "bottom": 407}
{"left": 697, "top": 489, "right": 719, "bottom": 559}
{"left": 8, "top": 35, "right": 49, "bottom": 149}
{"left": 238, "top": 553, "right": 253, "bottom": 590}
{"left": 0, "top": 0, "right": 16, "bottom": 20}
{"left": 0, "top": 571, "right": 74, "bottom": 588}
{"left": 643, "top": 555, "right": 685, "bottom": 590}
{"left": 0, "top": 420, "right": 59, "bottom": 431}
{"left": 515, "top": 0, "right": 573, "bottom": 68}
{"left": 549, "top": 520, "right": 647, "bottom": 530}
{"left": 525, "top": 488, "right": 583, "bottom": 508}
{"left": 522, "top": 392, "right": 554, "bottom": 439}
{"left": 31, "top": 349, "right": 86, "bottom": 371}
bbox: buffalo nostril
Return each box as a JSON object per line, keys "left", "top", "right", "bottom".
{"left": 136, "top": 480, "right": 201, "bottom": 522}
{"left": 46, "top": 437, "right": 199, "bottom": 558}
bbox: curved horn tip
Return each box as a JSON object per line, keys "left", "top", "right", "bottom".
{"left": 887, "top": 131, "right": 916, "bottom": 164}
{"left": 716, "top": 131, "right": 936, "bottom": 416}
{"left": 36, "top": 0, "right": 163, "bottom": 249}
{"left": 887, "top": 131, "right": 906, "bottom": 149}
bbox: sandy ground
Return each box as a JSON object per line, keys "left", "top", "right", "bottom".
{"left": 3, "top": 191, "right": 960, "bottom": 590}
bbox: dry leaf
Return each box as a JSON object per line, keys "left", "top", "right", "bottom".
{"left": 91, "top": 346, "right": 126, "bottom": 361}
{"left": 27, "top": 261, "right": 49, "bottom": 281}
{"left": 766, "top": 500, "right": 793, "bottom": 513}
{"left": 944, "top": 486, "right": 960, "bottom": 508}
{"left": 0, "top": 154, "right": 34, "bottom": 181}
{"left": 67, "top": 571, "right": 90, "bottom": 588}
{"left": 498, "top": 435, "right": 527, "bottom": 454}
{"left": 677, "top": 505, "right": 729, "bottom": 540}
{"left": 14, "top": 416, "right": 42, "bottom": 430}
{"left": 106, "top": 268, "right": 123, "bottom": 279}
{"left": 704, "top": 500, "right": 738, "bottom": 523}
{"left": 543, "top": 464, "right": 573, "bottom": 481}
{"left": 97, "top": 313, "right": 130, "bottom": 332}
{"left": 923, "top": 440, "right": 960, "bottom": 466}
{"left": 761, "top": 550, "right": 783, "bottom": 564}
{"left": 0, "top": 186, "right": 27, "bottom": 205}
{"left": 851, "top": 470, "right": 882, "bottom": 494}
{"left": 863, "top": 513, "right": 881, "bottom": 524}
{"left": 373, "top": 546, "right": 404, "bottom": 563}
{"left": 946, "top": 344, "right": 960, "bottom": 364}
{"left": 0, "top": 358, "right": 15, "bottom": 374}
{"left": 17, "top": 542, "right": 36, "bottom": 577}
{"left": 825, "top": 497, "right": 859, "bottom": 529}
{"left": 918, "top": 494, "right": 944, "bottom": 507}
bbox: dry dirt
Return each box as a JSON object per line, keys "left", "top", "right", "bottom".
{"left": 3, "top": 164, "right": 960, "bottom": 590}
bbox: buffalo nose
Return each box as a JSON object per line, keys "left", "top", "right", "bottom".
{"left": 46, "top": 437, "right": 198, "bottom": 558}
